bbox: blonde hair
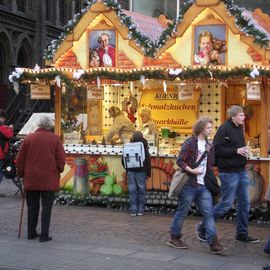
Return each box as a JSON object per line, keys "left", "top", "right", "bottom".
{"left": 198, "top": 31, "right": 213, "bottom": 51}
{"left": 140, "top": 107, "right": 152, "bottom": 120}
{"left": 192, "top": 116, "right": 213, "bottom": 136}
{"left": 227, "top": 105, "right": 244, "bottom": 118}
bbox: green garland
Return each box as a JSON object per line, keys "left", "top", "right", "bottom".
{"left": 224, "top": 0, "right": 269, "bottom": 47}
{"left": 10, "top": 66, "right": 270, "bottom": 90}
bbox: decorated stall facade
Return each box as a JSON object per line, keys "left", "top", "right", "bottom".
{"left": 10, "top": 0, "right": 270, "bottom": 203}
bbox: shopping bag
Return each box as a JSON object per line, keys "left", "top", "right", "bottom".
{"left": 168, "top": 169, "right": 189, "bottom": 198}
{"left": 204, "top": 170, "right": 220, "bottom": 196}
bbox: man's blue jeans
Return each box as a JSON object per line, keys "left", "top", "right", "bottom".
{"left": 213, "top": 170, "right": 250, "bottom": 236}
{"left": 127, "top": 171, "right": 147, "bottom": 214}
{"left": 264, "top": 235, "right": 270, "bottom": 254}
{"left": 0, "top": 160, "right": 4, "bottom": 184}
{"left": 170, "top": 184, "right": 216, "bottom": 244}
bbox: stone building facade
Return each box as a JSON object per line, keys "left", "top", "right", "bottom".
{"left": 0, "top": 0, "right": 86, "bottom": 129}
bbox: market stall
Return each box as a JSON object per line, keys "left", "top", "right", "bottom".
{"left": 9, "top": 0, "right": 270, "bottom": 203}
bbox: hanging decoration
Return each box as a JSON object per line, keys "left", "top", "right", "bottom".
{"left": 8, "top": 65, "right": 270, "bottom": 90}
{"left": 163, "top": 80, "right": 167, "bottom": 93}
{"left": 55, "top": 75, "right": 61, "bottom": 88}
{"left": 250, "top": 67, "right": 260, "bottom": 78}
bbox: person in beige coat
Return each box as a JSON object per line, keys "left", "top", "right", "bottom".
{"left": 139, "top": 107, "right": 157, "bottom": 137}
{"left": 105, "top": 106, "right": 135, "bottom": 143}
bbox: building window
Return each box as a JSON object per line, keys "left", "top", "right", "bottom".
{"left": 130, "top": 0, "right": 178, "bottom": 19}
{"left": 59, "top": 0, "right": 65, "bottom": 25}
{"left": 17, "top": 0, "right": 26, "bottom": 12}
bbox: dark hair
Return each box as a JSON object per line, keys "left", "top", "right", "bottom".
{"left": 131, "top": 131, "right": 143, "bottom": 141}
{"left": 0, "top": 109, "right": 7, "bottom": 119}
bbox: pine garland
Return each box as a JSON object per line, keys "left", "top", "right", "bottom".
{"left": 10, "top": 66, "right": 270, "bottom": 89}
{"left": 224, "top": 0, "right": 270, "bottom": 47}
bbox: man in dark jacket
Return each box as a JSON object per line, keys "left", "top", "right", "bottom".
{"left": 196, "top": 105, "right": 259, "bottom": 243}
{"left": 16, "top": 115, "right": 65, "bottom": 242}
{"left": 0, "top": 109, "right": 13, "bottom": 196}
{"left": 123, "top": 131, "right": 151, "bottom": 216}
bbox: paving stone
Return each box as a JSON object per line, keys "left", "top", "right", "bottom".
{"left": 90, "top": 247, "right": 135, "bottom": 256}
{"left": 129, "top": 251, "right": 177, "bottom": 262}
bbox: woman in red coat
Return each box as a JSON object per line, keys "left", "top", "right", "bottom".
{"left": 16, "top": 115, "right": 66, "bottom": 242}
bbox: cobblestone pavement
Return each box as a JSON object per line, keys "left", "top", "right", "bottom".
{"left": 0, "top": 178, "right": 269, "bottom": 270}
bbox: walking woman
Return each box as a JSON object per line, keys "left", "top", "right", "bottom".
{"left": 166, "top": 117, "right": 227, "bottom": 254}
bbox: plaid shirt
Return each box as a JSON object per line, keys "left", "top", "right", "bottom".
{"left": 176, "top": 135, "right": 214, "bottom": 186}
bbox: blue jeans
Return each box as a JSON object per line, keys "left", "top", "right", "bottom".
{"left": 127, "top": 171, "right": 147, "bottom": 214}
{"left": 213, "top": 170, "right": 250, "bottom": 236}
{"left": 170, "top": 184, "right": 216, "bottom": 244}
{"left": 0, "top": 160, "right": 4, "bottom": 184}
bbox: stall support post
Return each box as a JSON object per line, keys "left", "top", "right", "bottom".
{"left": 54, "top": 84, "right": 61, "bottom": 137}
{"left": 260, "top": 76, "right": 270, "bottom": 198}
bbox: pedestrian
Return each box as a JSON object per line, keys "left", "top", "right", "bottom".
{"left": 123, "top": 131, "right": 151, "bottom": 216}
{"left": 16, "top": 115, "right": 66, "bottom": 242}
{"left": 195, "top": 105, "right": 259, "bottom": 243}
{"left": 166, "top": 117, "right": 227, "bottom": 254}
{"left": 0, "top": 109, "right": 13, "bottom": 196}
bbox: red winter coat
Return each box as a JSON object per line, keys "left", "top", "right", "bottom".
{"left": 0, "top": 123, "right": 13, "bottom": 160}
{"left": 16, "top": 128, "right": 66, "bottom": 191}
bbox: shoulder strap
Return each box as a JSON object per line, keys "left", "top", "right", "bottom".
{"left": 194, "top": 150, "right": 208, "bottom": 168}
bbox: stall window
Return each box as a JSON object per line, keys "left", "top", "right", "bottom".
{"left": 61, "top": 87, "right": 88, "bottom": 143}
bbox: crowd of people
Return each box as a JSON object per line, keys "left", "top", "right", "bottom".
{"left": 0, "top": 105, "right": 269, "bottom": 263}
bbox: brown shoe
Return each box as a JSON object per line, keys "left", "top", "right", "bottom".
{"left": 166, "top": 235, "right": 187, "bottom": 249}
{"left": 210, "top": 236, "right": 228, "bottom": 254}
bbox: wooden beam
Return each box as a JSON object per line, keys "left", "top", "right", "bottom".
{"left": 260, "top": 76, "right": 269, "bottom": 198}
{"left": 54, "top": 84, "right": 61, "bottom": 137}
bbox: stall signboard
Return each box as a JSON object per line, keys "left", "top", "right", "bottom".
{"left": 87, "top": 85, "right": 104, "bottom": 100}
{"left": 246, "top": 83, "right": 261, "bottom": 101}
{"left": 140, "top": 88, "right": 200, "bottom": 132}
{"left": 178, "top": 84, "right": 194, "bottom": 100}
{"left": 30, "top": 84, "right": 51, "bottom": 99}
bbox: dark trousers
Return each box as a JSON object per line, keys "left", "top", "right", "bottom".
{"left": 25, "top": 190, "right": 55, "bottom": 238}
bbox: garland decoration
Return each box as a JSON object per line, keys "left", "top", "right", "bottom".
{"left": 224, "top": 0, "right": 270, "bottom": 47}
{"left": 9, "top": 66, "right": 270, "bottom": 90}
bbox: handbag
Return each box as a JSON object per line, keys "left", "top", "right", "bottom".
{"left": 204, "top": 170, "right": 220, "bottom": 196}
{"left": 168, "top": 150, "right": 208, "bottom": 198}
{"left": 168, "top": 170, "right": 189, "bottom": 198}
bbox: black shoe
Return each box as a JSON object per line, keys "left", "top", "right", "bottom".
{"left": 263, "top": 265, "right": 270, "bottom": 270}
{"left": 28, "top": 233, "right": 40, "bottom": 240}
{"left": 39, "top": 236, "right": 52, "bottom": 242}
{"left": 236, "top": 234, "right": 260, "bottom": 243}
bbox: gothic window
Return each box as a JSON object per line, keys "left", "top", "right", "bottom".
{"left": 59, "top": 0, "right": 66, "bottom": 25}
{"left": 46, "top": 0, "right": 55, "bottom": 22}
{"left": 17, "top": 0, "right": 26, "bottom": 12}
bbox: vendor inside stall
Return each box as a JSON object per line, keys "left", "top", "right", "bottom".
{"left": 105, "top": 106, "right": 136, "bottom": 143}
